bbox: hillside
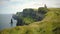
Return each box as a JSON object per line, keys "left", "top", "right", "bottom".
{"left": 0, "top": 8, "right": 60, "bottom": 34}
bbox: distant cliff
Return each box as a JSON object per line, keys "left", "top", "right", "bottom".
{"left": 12, "top": 5, "right": 48, "bottom": 26}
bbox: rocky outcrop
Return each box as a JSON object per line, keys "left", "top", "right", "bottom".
{"left": 12, "top": 5, "right": 48, "bottom": 26}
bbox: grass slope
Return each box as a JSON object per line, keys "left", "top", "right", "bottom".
{"left": 0, "top": 8, "right": 60, "bottom": 34}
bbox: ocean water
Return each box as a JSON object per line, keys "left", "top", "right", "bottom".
{"left": 0, "top": 14, "right": 17, "bottom": 30}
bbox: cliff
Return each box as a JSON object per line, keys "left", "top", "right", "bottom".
{"left": 12, "top": 7, "right": 48, "bottom": 26}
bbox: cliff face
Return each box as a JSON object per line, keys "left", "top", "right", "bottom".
{"left": 12, "top": 7, "right": 48, "bottom": 26}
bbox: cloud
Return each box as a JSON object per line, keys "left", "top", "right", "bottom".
{"left": 0, "top": 0, "right": 10, "bottom": 1}
{"left": 0, "top": 1, "right": 8, "bottom": 5}
{"left": 10, "top": 0, "right": 16, "bottom": 1}
{"left": 8, "top": 2, "right": 44, "bottom": 12}
{"left": 0, "top": 0, "right": 60, "bottom": 14}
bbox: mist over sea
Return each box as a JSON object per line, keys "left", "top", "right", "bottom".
{"left": 0, "top": 14, "right": 16, "bottom": 30}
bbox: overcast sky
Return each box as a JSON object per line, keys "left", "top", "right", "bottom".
{"left": 0, "top": 0, "right": 60, "bottom": 14}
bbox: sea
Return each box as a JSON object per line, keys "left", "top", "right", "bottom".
{"left": 0, "top": 14, "right": 17, "bottom": 30}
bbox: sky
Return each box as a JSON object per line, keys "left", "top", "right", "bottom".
{"left": 0, "top": 0, "right": 60, "bottom": 14}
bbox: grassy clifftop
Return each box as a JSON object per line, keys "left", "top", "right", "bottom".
{"left": 0, "top": 8, "right": 60, "bottom": 34}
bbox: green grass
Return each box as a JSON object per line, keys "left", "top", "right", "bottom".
{"left": 23, "top": 16, "right": 35, "bottom": 25}
{"left": 0, "top": 8, "right": 60, "bottom": 34}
